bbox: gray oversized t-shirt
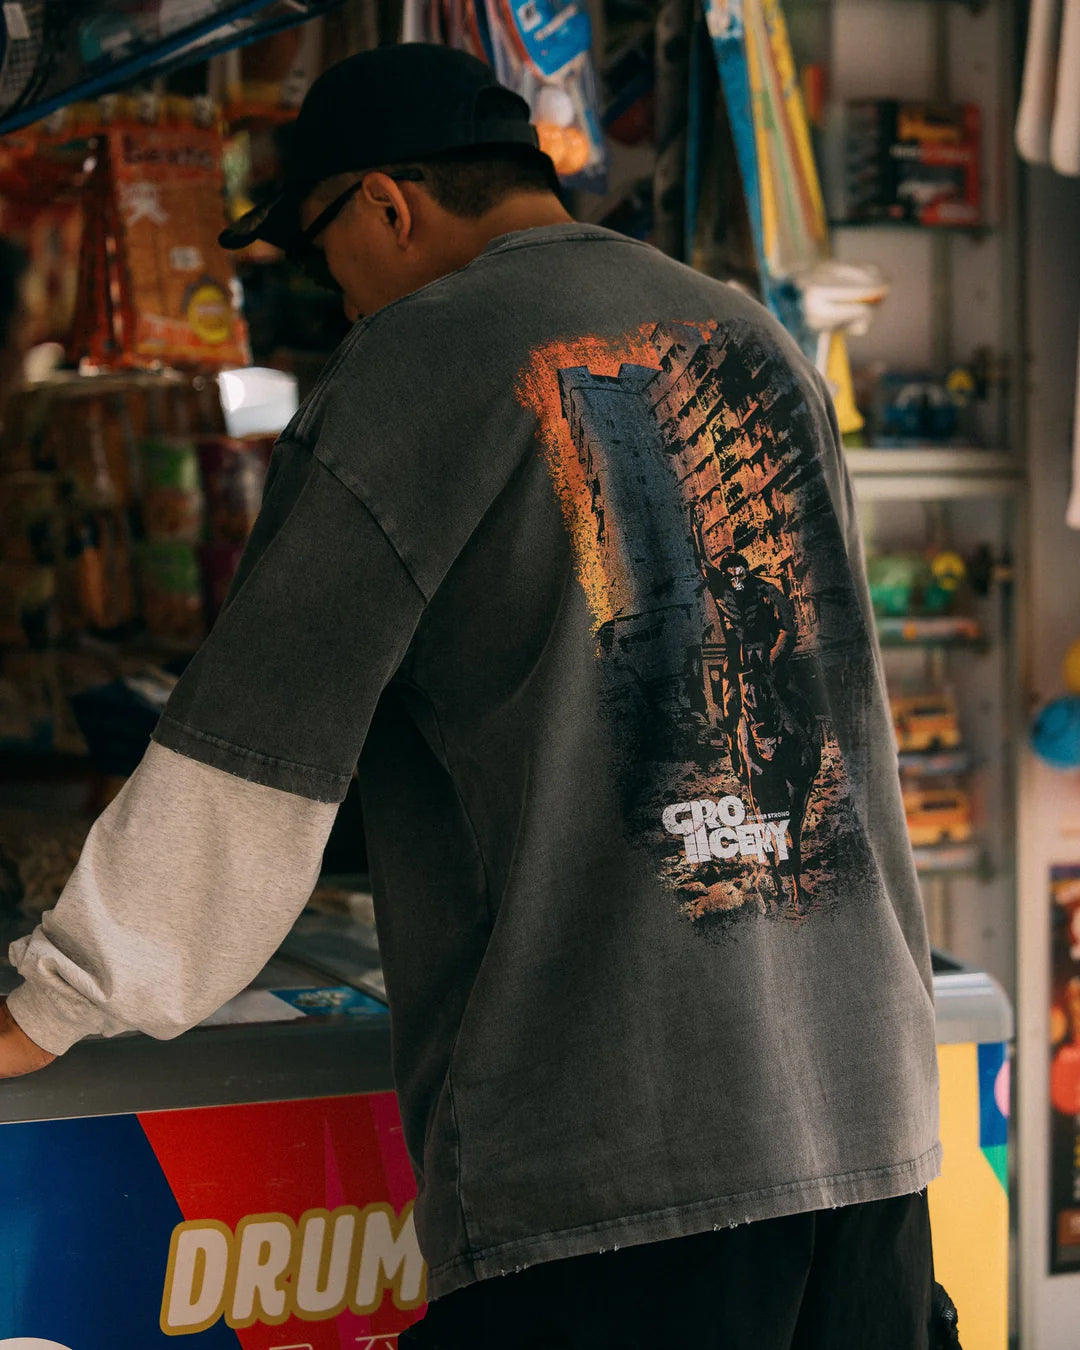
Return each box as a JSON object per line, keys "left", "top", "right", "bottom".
{"left": 152, "top": 223, "right": 941, "bottom": 1298}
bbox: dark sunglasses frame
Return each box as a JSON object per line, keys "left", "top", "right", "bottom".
{"left": 288, "top": 168, "right": 426, "bottom": 291}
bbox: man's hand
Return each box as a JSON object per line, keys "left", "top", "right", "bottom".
{"left": 0, "top": 998, "right": 56, "bottom": 1079}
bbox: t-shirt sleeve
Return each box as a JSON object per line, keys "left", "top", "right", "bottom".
{"left": 152, "top": 437, "right": 426, "bottom": 803}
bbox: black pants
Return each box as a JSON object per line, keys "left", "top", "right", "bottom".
{"left": 401, "top": 1191, "right": 949, "bottom": 1350}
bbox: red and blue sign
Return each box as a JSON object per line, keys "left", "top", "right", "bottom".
{"left": 0, "top": 1093, "right": 424, "bottom": 1347}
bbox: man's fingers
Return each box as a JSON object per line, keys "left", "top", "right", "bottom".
{"left": 0, "top": 998, "right": 57, "bottom": 1079}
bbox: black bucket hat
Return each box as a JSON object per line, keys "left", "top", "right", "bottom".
{"left": 219, "top": 43, "right": 544, "bottom": 253}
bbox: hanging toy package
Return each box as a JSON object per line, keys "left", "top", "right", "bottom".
{"left": 482, "top": 0, "right": 608, "bottom": 190}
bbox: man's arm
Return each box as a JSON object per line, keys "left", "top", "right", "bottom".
{"left": 4, "top": 741, "right": 340, "bottom": 1064}
{"left": 0, "top": 1000, "right": 55, "bottom": 1079}
{"left": 2, "top": 438, "right": 426, "bottom": 1075}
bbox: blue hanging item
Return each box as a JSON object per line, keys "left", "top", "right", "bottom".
{"left": 1030, "top": 695, "right": 1080, "bottom": 770}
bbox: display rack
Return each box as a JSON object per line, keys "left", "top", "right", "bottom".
{"left": 0, "top": 0, "right": 348, "bottom": 136}
{"left": 789, "top": 0, "right": 1026, "bottom": 1012}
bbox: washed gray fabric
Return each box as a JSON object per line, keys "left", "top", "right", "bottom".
{"left": 15, "top": 225, "right": 940, "bottom": 1300}
{"left": 7, "top": 741, "right": 337, "bottom": 1053}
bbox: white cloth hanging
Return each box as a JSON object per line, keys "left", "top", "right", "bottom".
{"left": 1050, "top": 0, "right": 1080, "bottom": 175}
{"left": 1016, "top": 0, "right": 1061, "bottom": 162}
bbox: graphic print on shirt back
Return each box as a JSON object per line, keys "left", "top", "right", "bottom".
{"left": 517, "top": 318, "right": 880, "bottom": 935}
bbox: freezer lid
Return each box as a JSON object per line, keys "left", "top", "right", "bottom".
{"left": 932, "top": 964, "right": 1014, "bottom": 1044}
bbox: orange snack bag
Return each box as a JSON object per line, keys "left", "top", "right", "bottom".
{"left": 108, "top": 125, "right": 250, "bottom": 369}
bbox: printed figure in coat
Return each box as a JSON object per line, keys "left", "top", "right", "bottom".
{"left": 692, "top": 502, "right": 821, "bottom": 913}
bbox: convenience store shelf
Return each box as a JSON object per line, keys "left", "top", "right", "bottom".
{"left": 898, "top": 748, "right": 974, "bottom": 776}
{"left": 830, "top": 219, "right": 994, "bottom": 238}
{"left": 0, "top": 2, "right": 347, "bottom": 138}
{"left": 842, "top": 448, "right": 1020, "bottom": 502}
{"left": 846, "top": 448, "right": 1024, "bottom": 499}
{"left": 912, "top": 841, "right": 983, "bottom": 874}
{"left": 875, "top": 615, "right": 986, "bottom": 648}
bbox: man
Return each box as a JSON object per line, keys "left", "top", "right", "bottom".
{"left": 0, "top": 44, "right": 946, "bottom": 1348}
{"left": 691, "top": 504, "right": 800, "bottom": 766}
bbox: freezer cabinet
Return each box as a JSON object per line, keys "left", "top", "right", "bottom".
{"left": 928, "top": 949, "right": 1014, "bottom": 1350}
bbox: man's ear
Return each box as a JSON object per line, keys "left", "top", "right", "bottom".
{"left": 361, "top": 173, "right": 413, "bottom": 247}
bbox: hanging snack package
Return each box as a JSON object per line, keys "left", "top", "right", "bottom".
{"left": 483, "top": 0, "right": 607, "bottom": 188}
{"left": 57, "top": 508, "right": 137, "bottom": 634}
{"left": 67, "top": 147, "right": 118, "bottom": 369}
{"left": 106, "top": 123, "right": 250, "bottom": 369}
{"left": 221, "top": 20, "right": 323, "bottom": 123}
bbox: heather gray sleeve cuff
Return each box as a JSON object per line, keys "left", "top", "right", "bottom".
{"left": 7, "top": 740, "right": 339, "bottom": 1055}
{"left": 5, "top": 974, "right": 103, "bottom": 1057}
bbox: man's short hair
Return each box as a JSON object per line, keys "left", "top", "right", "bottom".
{"left": 313, "top": 145, "right": 559, "bottom": 220}
{"left": 412, "top": 145, "right": 560, "bottom": 216}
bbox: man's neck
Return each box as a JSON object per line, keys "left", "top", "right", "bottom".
{"left": 471, "top": 193, "right": 576, "bottom": 249}
{"left": 438, "top": 193, "right": 575, "bottom": 271}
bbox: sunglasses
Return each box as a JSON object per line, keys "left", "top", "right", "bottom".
{"left": 287, "top": 168, "right": 426, "bottom": 291}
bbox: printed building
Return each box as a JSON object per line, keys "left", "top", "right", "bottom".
{"left": 644, "top": 321, "right": 853, "bottom": 656}
{"left": 556, "top": 363, "right": 707, "bottom": 724}
{"left": 554, "top": 320, "right": 856, "bottom": 740}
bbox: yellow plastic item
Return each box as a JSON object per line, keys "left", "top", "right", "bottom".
{"left": 825, "top": 331, "right": 864, "bottom": 436}
{"left": 931, "top": 551, "right": 967, "bottom": 592}
{"left": 1064, "top": 637, "right": 1080, "bottom": 693}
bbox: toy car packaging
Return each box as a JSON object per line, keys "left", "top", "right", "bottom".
{"left": 843, "top": 100, "right": 981, "bottom": 227}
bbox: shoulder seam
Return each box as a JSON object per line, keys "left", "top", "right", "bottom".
{"left": 311, "top": 449, "right": 430, "bottom": 603}
{"left": 293, "top": 315, "right": 380, "bottom": 439}
{"left": 294, "top": 230, "right": 648, "bottom": 435}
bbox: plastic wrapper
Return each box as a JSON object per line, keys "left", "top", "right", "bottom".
{"left": 220, "top": 20, "right": 323, "bottom": 123}
{"left": 111, "top": 124, "right": 250, "bottom": 366}
{"left": 197, "top": 435, "right": 267, "bottom": 543}
{"left": 487, "top": 0, "right": 607, "bottom": 186}
{"left": 70, "top": 120, "right": 250, "bottom": 371}
{"left": 138, "top": 437, "right": 205, "bottom": 542}
{"left": 57, "top": 508, "right": 137, "bottom": 633}
{"left": 0, "top": 563, "right": 56, "bottom": 647}
{"left": 408, "top": 0, "right": 608, "bottom": 187}
{"left": 136, "top": 540, "right": 206, "bottom": 647}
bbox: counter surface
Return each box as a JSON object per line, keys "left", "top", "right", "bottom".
{"left": 0, "top": 912, "right": 1011, "bottom": 1126}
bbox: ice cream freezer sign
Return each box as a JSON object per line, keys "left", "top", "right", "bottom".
{"left": 0, "top": 1093, "right": 425, "bottom": 1347}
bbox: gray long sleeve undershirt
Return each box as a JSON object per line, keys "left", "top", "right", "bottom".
{"left": 7, "top": 741, "right": 339, "bottom": 1056}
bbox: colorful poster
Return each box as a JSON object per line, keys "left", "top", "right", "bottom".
{"left": 1050, "top": 863, "right": 1080, "bottom": 1274}
{"left": 0, "top": 1092, "right": 424, "bottom": 1345}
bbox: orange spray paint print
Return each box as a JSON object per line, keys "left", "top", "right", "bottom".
{"left": 517, "top": 318, "right": 876, "bottom": 934}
